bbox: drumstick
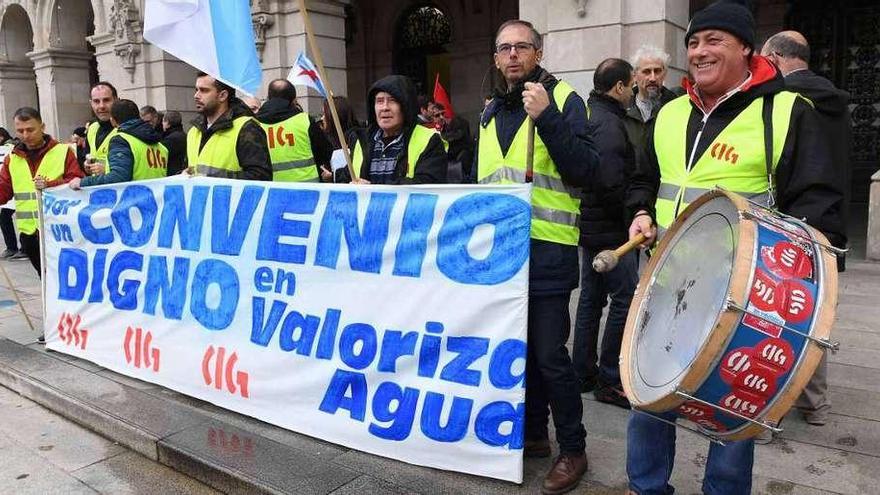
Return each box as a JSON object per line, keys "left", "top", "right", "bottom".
{"left": 592, "top": 233, "right": 647, "bottom": 273}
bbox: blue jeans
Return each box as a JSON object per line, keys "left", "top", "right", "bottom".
{"left": 572, "top": 248, "right": 637, "bottom": 386}
{"left": 626, "top": 411, "right": 754, "bottom": 494}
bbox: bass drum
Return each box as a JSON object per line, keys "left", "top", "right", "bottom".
{"left": 620, "top": 189, "right": 837, "bottom": 440}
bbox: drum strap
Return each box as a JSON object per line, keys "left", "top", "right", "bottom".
{"left": 762, "top": 96, "right": 776, "bottom": 208}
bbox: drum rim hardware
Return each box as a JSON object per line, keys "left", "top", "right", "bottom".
{"left": 725, "top": 299, "right": 840, "bottom": 352}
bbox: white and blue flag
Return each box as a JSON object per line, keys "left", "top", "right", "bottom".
{"left": 287, "top": 52, "right": 328, "bottom": 98}
{"left": 144, "top": 0, "right": 262, "bottom": 95}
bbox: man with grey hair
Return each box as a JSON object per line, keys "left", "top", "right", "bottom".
{"left": 623, "top": 45, "right": 678, "bottom": 150}
{"left": 762, "top": 30, "right": 851, "bottom": 426}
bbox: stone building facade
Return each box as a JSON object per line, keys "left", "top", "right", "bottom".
{"left": 0, "top": 0, "right": 876, "bottom": 210}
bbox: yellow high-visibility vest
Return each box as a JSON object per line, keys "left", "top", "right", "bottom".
{"left": 477, "top": 81, "right": 583, "bottom": 246}
{"left": 350, "top": 125, "right": 438, "bottom": 180}
{"left": 86, "top": 121, "right": 118, "bottom": 172}
{"left": 186, "top": 116, "right": 252, "bottom": 178}
{"left": 653, "top": 92, "right": 800, "bottom": 230}
{"left": 259, "top": 113, "right": 318, "bottom": 182}
{"left": 115, "top": 133, "right": 169, "bottom": 181}
{"left": 8, "top": 144, "right": 67, "bottom": 234}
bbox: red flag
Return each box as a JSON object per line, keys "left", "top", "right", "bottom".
{"left": 433, "top": 74, "right": 454, "bottom": 120}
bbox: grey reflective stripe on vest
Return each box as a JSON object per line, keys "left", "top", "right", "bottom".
{"left": 532, "top": 206, "right": 579, "bottom": 226}
{"left": 659, "top": 183, "right": 773, "bottom": 206}
{"left": 14, "top": 192, "right": 36, "bottom": 201}
{"left": 196, "top": 164, "right": 241, "bottom": 179}
{"left": 16, "top": 211, "right": 37, "bottom": 220}
{"left": 479, "top": 166, "right": 580, "bottom": 196}
{"left": 274, "top": 158, "right": 316, "bottom": 172}
{"left": 657, "top": 182, "right": 680, "bottom": 200}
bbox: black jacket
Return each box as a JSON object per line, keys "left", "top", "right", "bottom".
{"left": 580, "top": 92, "right": 633, "bottom": 250}
{"left": 784, "top": 69, "right": 850, "bottom": 268}
{"left": 480, "top": 66, "right": 600, "bottom": 295}
{"left": 626, "top": 56, "right": 845, "bottom": 248}
{"left": 190, "top": 99, "right": 272, "bottom": 181}
{"left": 162, "top": 124, "right": 187, "bottom": 176}
{"left": 623, "top": 86, "right": 678, "bottom": 153}
{"left": 337, "top": 75, "right": 447, "bottom": 184}
{"left": 255, "top": 97, "right": 333, "bottom": 174}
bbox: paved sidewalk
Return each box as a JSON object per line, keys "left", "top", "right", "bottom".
{"left": 0, "top": 255, "right": 877, "bottom": 494}
{"left": 0, "top": 384, "right": 216, "bottom": 494}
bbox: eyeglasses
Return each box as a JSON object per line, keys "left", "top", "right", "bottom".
{"left": 496, "top": 42, "right": 535, "bottom": 54}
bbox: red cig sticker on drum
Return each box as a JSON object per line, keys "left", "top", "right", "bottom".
{"left": 750, "top": 269, "right": 778, "bottom": 312}
{"left": 721, "top": 390, "right": 767, "bottom": 418}
{"left": 753, "top": 337, "right": 795, "bottom": 375}
{"left": 720, "top": 347, "right": 753, "bottom": 385}
{"left": 732, "top": 366, "right": 778, "bottom": 399}
{"left": 762, "top": 242, "right": 813, "bottom": 280}
{"left": 775, "top": 279, "right": 815, "bottom": 323}
{"left": 678, "top": 401, "right": 715, "bottom": 420}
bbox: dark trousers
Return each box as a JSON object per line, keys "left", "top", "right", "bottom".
{"left": 0, "top": 208, "right": 17, "bottom": 251}
{"left": 572, "top": 248, "right": 638, "bottom": 387}
{"left": 19, "top": 231, "right": 40, "bottom": 276}
{"left": 524, "top": 293, "right": 587, "bottom": 454}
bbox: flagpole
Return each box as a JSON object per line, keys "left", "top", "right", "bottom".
{"left": 297, "top": 0, "right": 357, "bottom": 181}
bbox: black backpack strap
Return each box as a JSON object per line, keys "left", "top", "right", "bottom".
{"left": 762, "top": 95, "right": 776, "bottom": 207}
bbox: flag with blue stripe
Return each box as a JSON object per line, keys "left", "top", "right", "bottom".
{"left": 144, "top": 0, "right": 262, "bottom": 95}
{"left": 287, "top": 52, "right": 328, "bottom": 98}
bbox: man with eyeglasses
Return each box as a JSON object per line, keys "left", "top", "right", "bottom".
{"left": 477, "top": 19, "right": 599, "bottom": 494}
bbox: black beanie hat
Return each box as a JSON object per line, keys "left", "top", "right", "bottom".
{"left": 685, "top": 0, "right": 755, "bottom": 49}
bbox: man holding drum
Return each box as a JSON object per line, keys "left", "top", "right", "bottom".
{"left": 624, "top": 1, "right": 845, "bottom": 493}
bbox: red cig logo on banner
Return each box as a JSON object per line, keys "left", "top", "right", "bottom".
{"left": 201, "top": 346, "right": 250, "bottom": 398}
{"left": 57, "top": 313, "right": 88, "bottom": 350}
{"left": 123, "top": 326, "right": 160, "bottom": 372}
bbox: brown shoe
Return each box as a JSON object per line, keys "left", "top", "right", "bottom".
{"left": 542, "top": 452, "right": 588, "bottom": 494}
{"left": 524, "top": 437, "right": 551, "bottom": 458}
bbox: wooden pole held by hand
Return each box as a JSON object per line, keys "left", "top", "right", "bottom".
{"left": 297, "top": 0, "right": 357, "bottom": 180}
{"left": 525, "top": 119, "right": 535, "bottom": 182}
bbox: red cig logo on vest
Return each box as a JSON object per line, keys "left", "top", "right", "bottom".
{"left": 710, "top": 142, "right": 739, "bottom": 165}
{"left": 123, "top": 326, "right": 160, "bottom": 372}
{"left": 57, "top": 312, "right": 88, "bottom": 350}
{"left": 266, "top": 125, "right": 295, "bottom": 149}
{"left": 201, "top": 346, "right": 250, "bottom": 398}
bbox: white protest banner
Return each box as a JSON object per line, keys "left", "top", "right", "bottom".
{"left": 42, "top": 178, "right": 531, "bottom": 482}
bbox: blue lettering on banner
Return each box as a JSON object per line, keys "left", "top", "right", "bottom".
{"left": 256, "top": 188, "right": 318, "bottom": 263}
{"left": 58, "top": 248, "right": 88, "bottom": 300}
{"left": 190, "top": 259, "right": 239, "bottom": 330}
{"left": 369, "top": 382, "right": 419, "bottom": 441}
{"left": 437, "top": 193, "right": 530, "bottom": 285}
{"left": 420, "top": 392, "right": 472, "bottom": 442}
{"left": 393, "top": 193, "right": 437, "bottom": 277}
{"left": 108, "top": 250, "right": 143, "bottom": 310}
{"left": 78, "top": 189, "right": 117, "bottom": 244}
{"left": 111, "top": 185, "right": 157, "bottom": 248}
{"left": 143, "top": 256, "right": 190, "bottom": 320}
{"left": 210, "top": 185, "right": 263, "bottom": 256}
{"left": 157, "top": 185, "right": 208, "bottom": 251}
{"left": 315, "top": 191, "right": 396, "bottom": 273}
{"left": 49, "top": 181, "right": 532, "bottom": 454}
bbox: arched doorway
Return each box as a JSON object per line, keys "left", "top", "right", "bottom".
{"left": 0, "top": 4, "right": 38, "bottom": 123}
{"left": 31, "top": 0, "right": 98, "bottom": 138}
{"left": 393, "top": 4, "right": 452, "bottom": 96}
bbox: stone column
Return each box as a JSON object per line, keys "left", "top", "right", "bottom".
{"left": 868, "top": 170, "right": 880, "bottom": 261}
{"left": 88, "top": 2, "right": 200, "bottom": 122}
{"left": 260, "top": 0, "right": 349, "bottom": 115}
{"left": 0, "top": 63, "right": 39, "bottom": 122}
{"left": 522, "top": 0, "right": 689, "bottom": 97}
{"left": 29, "top": 49, "right": 95, "bottom": 139}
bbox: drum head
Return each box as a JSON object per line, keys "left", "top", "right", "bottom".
{"left": 629, "top": 196, "right": 740, "bottom": 403}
